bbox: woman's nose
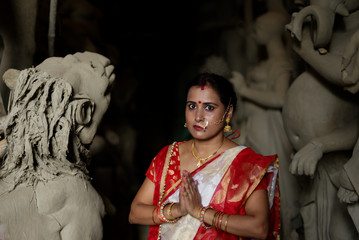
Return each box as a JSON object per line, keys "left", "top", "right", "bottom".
{"left": 195, "top": 109, "right": 204, "bottom": 122}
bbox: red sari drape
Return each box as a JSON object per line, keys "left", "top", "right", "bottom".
{"left": 146, "top": 142, "right": 280, "bottom": 240}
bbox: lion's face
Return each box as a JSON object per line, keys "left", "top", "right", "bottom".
{"left": 36, "top": 52, "right": 115, "bottom": 145}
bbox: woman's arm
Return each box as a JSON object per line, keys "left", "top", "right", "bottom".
{"left": 129, "top": 177, "right": 188, "bottom": 225}
{"left": 183, "top": 170, "right": 270, "bottom": 239}
{"left": 128, "top": 177, "right": 158, "bottom": 225}
{"left": 203, "top": 189, "right": 270, "bottom": 239}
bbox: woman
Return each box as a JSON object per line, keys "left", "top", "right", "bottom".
{"left": 129, "top": 73, "right": 279, "bottom": 240}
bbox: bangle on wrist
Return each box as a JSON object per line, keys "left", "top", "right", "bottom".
{"left": 217, "top": 212, "right": 225, "bottom": 231}
{"left": 212, "top": 211, "right": 219, "bottom": 228}
{"left": 200, "top": 205, "right": 213, "bottom": 229}
{"left": 156, "top": 205, "right": 166, "bottom": 223}
{"left": 197, "top": 207, "right": 203, "bottom": 219}
{"left": 167, "top": 202, "right": 176, "bottom": 219}
{"left": 225, "top": 214, "right": 230, "bottom": 232}
{"left": 152, "top": 206, "right": 159, "bottom": 225}
{"left": 158, "top": 201, "right": 179, "bottom": 223}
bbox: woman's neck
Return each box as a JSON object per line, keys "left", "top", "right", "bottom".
{"left": 193, "top": 135, "right": 226, "bottom": 155}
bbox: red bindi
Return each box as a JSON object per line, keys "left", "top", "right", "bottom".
{"left": 198, "top": 101, "right": 202, "bottom": 104}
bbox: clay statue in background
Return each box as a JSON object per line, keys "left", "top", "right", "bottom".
{"left": 337, "top": 28, "right": 359, "bottom": 232}
{"left": 341, "top": 29, "right": 359, "bottom": 94}
{"left": 284, "top": 0, "right": 359, "bottom": 239}
{"left": 229, "top": 11, "right": 300, "bottom": 240}
{"left": 0, "top": 51, "right": 115, "bottom": 240}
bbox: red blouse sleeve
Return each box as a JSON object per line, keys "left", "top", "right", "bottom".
{"left": 255, "top": 174, "right": 269, "bottom": 191}
{"left": 145, "top": 145, "right": 169, "bottom": 184}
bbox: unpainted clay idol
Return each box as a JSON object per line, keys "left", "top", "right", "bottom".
{"left": 0, "top": 51, "right": 115, "bottom": 240}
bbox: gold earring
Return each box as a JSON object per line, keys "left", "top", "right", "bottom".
{"left": 184, "top": 122, "right": 187, "bottom": 128}
{"left": 224, "top": 118, "right": 232, "bottom": 132}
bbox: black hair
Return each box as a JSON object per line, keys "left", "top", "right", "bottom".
{"left": 186, "top": 72, "right": 237, "bottom": 113}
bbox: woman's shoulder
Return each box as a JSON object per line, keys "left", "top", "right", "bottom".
{"left": 226, "top": 138, "right": 239, "bottom": 148}
{"left": 157, "top": 141, "right": 186, "bottom": 157}
{"left": 237, "top": 146, "right": 278, "bottom": 164}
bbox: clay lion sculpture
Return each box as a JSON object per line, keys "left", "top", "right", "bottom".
{"left": 0, "top": 51, "right": 115, "bottom": 240}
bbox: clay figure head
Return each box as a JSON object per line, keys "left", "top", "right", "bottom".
{"left": 35, "top": 51, "right": 115, "bottom": 145}
{"left": 253, "top": 12, "right": 288, "bottom": 45}
{"left": 1, "top": 52, "right": 115, "bottom": 185}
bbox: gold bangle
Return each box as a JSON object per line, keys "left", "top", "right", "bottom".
{"left": 212, "top": 211, "right": 219, "bottom": 228}
{"left": 218, "top": 212, "right": 225, "bottom": 231}
{"left": 159, "top": 201, "right": 178, "bottom": 223}
{"left": 167, "top": 202, "right": 176, "bottom": 219}
{"left": 225, "top": 214, "right": 230, "bottom": 232}
{"left": 197, "top": 206, "right": 204, "bottom": 219}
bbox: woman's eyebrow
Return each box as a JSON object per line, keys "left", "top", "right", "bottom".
{"left": 186, "top": 100, "right": 219, "bottom": 106}
{"left": 203, "top": 102, "right": 219, "bottom": 106}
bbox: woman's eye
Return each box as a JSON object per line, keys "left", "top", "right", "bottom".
{"left": 205, "top": 105, "right": 214, "bottom": 111}
{"left": 188, "top": 103, "right": 196, "bottom": 109}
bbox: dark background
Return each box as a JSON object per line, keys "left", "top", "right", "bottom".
{"left": 2, "top": 0, "right": 301, "bottom": 239}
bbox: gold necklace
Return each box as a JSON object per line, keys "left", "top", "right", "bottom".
{"left": 192, "top": 138, "right": 225, "bottom": 167}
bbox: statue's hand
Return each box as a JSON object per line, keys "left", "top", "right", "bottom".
{"left": 342, "top": 30, "right": 359, "bottom": 92}
{"left": 289, "top": 141, "right": 323, "bottom": 178}
{"left": 229, "top": 71, "right": 247, "bottom": 95}
{"left": 292, "top": 26, "right": 316, "bottom": 58}
{"left": 338, "top": 169, "right": 359, "bottom": 204}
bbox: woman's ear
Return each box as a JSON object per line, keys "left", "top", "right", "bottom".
{"left": 227, "top": 104, "right": 234, "bottom": 120}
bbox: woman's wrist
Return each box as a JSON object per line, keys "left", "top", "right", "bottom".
{"left": 158, "top": 201, "right": 179, "bottom": 223}
{"left": 196, "top": 206, "right": 203, "bottom": 219}
{"left": 165, "top": 202, "right": 176, "bottom": 220}
{"left": 169, "top": 203, "right": 184, "bottom": 219}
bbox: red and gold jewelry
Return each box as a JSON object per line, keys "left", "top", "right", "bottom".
{"left": 217, "top": 212, "right": 225, "bottom": 231}
{"left": 197, "top": 206, "right": 203, "bottom": 219}
{"left": 225, "top": 214, "right": 230, "bottom": 232}
{"left": 200, "top": 206, "right": 213, "bottom": 229}
{"left": 158, "top": 201, "right": 179, "bottom": 223}
{"left": 156, "top": 205, "right": 166, "bottom": 223}
{"left": 212, "top": 211, "right": 219, "bottom": 228}
{"left": 152, "top": 206, "right": 159, "bottom": 225}
{"left": 167, "top": 202, "right": 176, "bottom": 219}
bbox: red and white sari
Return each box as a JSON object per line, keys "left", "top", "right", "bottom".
{"left": 146, "top": 141, "right": 280, "bottom": 240}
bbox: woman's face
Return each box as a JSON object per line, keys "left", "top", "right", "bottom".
{"left": 185, "top": 85, "right": 230, "bottom": 140}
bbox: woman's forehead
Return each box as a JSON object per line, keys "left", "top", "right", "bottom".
{"left": 187, "top": 86, "right": 220, "bottom": 102}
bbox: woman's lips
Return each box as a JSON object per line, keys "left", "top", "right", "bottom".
{"left": 193, "top": 125, "right": 203, "bottom": 131}
{"left": 193, "top": 121, "right": 208, "bottom": 131}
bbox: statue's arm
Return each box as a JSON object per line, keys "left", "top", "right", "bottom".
{"left": 342, "top": 29, "right": 359, "bottom": 93}
{"left": 239, "top": 71, "right": 290, "bottom": 108}
{"left": 230, "top": 68, "right": 290, "bottom": 109}
{"left": 290, "top": 118, "right": 359, "bottom": 177}
{"left": 293, "top": 26, "right": 344, "bottom": 86}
